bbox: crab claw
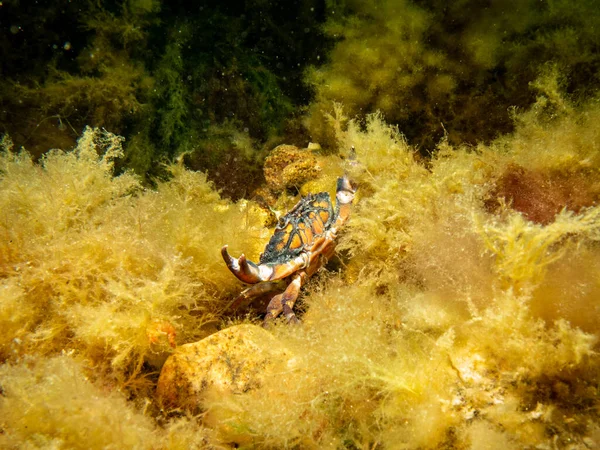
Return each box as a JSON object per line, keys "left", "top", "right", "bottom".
{"left": 221, "top": 245, "right": 272, "bottom": 284}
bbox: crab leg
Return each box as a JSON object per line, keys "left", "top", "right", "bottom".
{"left": 268, "top": 253, "right": 309, "bottom": 280}
{"left": 226, "top": 280, "right": 284, "bottom": 311}
{"left": 264, "top": 271, "right": 307, "bottom": 326}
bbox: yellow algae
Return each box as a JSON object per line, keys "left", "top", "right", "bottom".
{"left": 0, "top": 354, "right": 220, "bottom": 450}
{"left": 196, "top": 96, "right": 600, "bottom": 448}
{"left": 477, "top": 207, "right": 600, "bottom": 291}
{"left": 2, "top": 1, "right": 599, "bottom": 448}
{"left": 0, "top": 355, "right": 156, "bottom": 449}
{"left": 2, "top": 87, "right": 600, "bottom": 449}
{"left": 0, "top": 127, "right": 266, "bottom": 387}
{"left": 530, "top": 245, "right": 600, "bottom": 333}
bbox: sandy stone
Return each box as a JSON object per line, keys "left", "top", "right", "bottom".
{"left": 264, "top": 144, "right": 321, "bottom": 192}
{"left": 156, "top": 324, "right": 293, "bottom": 412}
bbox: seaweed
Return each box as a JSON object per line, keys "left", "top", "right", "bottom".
{"left": 0, "top": 127, "right": 268, "bottom": 389}
{"left": 1, "top": 94, "right": 600, "bottom": 447}
{"left": 1, "top": 3, "right": 600, "bottom": 448}
{"left": 305, "top": 0, "right": 600, "bottom": 152}
{"left": 0, "top": 1, "right": 325, "bottom": 184}
{"left": 199, "top": 92, "right": 600, "bottom": 448}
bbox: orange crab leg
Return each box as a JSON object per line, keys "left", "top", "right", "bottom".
{"left": 264, "top": 271, "right": 307, "bottom": 325}
{"left": 305, "top": 239, "right": 335, "bottom": 277}
{"left": 227, "top": 280, "right": 284, "bottom": 311}
{"left": 267, "top": 253, "right": 309, "bottom": 280}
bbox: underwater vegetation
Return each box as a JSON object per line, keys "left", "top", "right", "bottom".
{"left": 4, "top": 0, "right": 600, "bottom": 188}
{"left": 305, "top": 0, "right": 600, "bottom": 151}
{"left": 0, "top": 127, "right": 270, "bottom": 388}
{"left": 1, "top": 68, "right": 600, "bottom": 447}
{"left": 0, "top": 0, "right": 326, "bottom": 195}
{"left": 1, "top": 0, "right": 600, "bottom": 448}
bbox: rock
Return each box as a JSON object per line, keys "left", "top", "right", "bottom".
{"left": 263, "top": 144, "right": 321, "bottom": 193}
{"left": 156, "top": 324, "right": 293, "bottom": 413}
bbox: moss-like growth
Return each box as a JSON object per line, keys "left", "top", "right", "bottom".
{"left": 0, "top": 355, "right": 157, "bottom": 448}
{"left": 199, "top": 92, "right": 600, "bottom": 447}
{"left": 0, "top": 354, "right": 218, "bottom": 449}
{"left": 1, "top": 74, "right": 600, "bottom": 449}
{"left": 263, "top": 144, "right": 321, "bottom": 193}
{"left": 305, "top": 0, "right": 600, "bottom": 151}
{"left": 0, "top": 1, "right": 157, "bottom": 161}
{"left": 0, "top": 127, "right": 268, "bottom": 389}
{"left": 0, "top": 1, "right": 325, "bottom": 184}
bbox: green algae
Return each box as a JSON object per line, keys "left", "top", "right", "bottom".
{"left": 0, "top": 1, "right": 321, "bottom": 187}
{"left": 305, "top": 0, "right": 600, "bottom": 151}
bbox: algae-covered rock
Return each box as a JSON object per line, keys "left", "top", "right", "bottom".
{"left": 264, "top": 144, "right": 321, "bottom": 192}
{"left": 156, "top": 324, "right": 293, "bottom": 412}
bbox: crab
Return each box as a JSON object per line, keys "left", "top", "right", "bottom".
{"left": 221, "top": 174, "right": 356, "bottom": 325}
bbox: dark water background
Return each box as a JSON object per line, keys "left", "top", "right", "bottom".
{"left": 1, "top": 0, "right": 599, "bottom": 193}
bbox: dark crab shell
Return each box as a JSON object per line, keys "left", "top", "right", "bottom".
{"left": 259, "top": 192, "right": 335, "bottom": 266}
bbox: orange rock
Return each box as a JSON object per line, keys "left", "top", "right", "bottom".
{"left": 156, "top": 324, "right": 293, "bottom": 413}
